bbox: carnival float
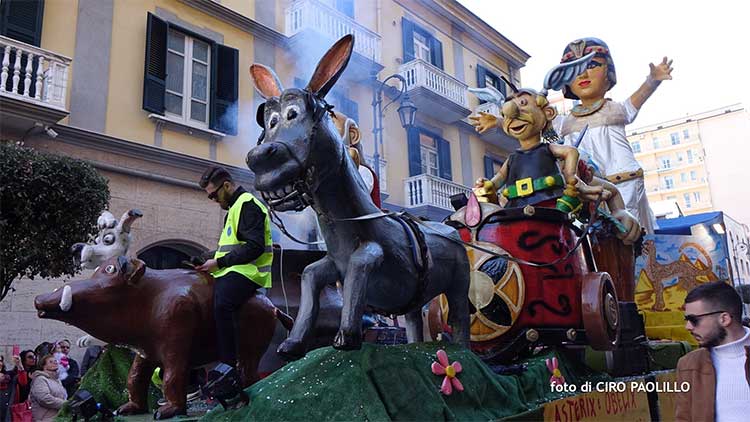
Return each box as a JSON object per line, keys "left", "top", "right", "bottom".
{"left": 32, "top": 34, "right": 731, "bottom": 422}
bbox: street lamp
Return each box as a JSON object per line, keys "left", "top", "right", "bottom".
{"left": 371, "top": 72, "right": 417, "bottom": 180}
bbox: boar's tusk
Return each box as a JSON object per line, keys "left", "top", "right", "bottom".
{"left": 60, "top": 285, "right": 72, "bottom": 312}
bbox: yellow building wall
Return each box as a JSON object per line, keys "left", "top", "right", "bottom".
{"left": 105, "top": 0, "right": 261, "bottom": 167}
{"left": 219, "top": 0, "right": 255, "bottom": 22}
{"left": 40, "top": 0, "right": 79, "bottom": 123}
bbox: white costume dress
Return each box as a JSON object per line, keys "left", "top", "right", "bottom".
{"left": 552, "top": 98, "right": 656, "bottom": 233}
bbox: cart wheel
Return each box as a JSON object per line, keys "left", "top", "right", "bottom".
{"left": 581, "top": 272, "right": 620, "bottom": 350}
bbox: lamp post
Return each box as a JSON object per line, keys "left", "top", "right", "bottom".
{"left": 371, "top": 71, "right": 417, "bottom": 180}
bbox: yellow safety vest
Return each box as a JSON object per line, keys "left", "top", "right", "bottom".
{"left": 212, "top": 192, "right": 272, "bottom": 287}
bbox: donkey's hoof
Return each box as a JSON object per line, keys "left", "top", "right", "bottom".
{"left": 154, "top": 403, "right": 187, "bottom": 420}
{"left": 115, "top": 401, "right": 147, "bottom": 416}
{"left": 277, "top": 339, "right": 306, "bottom": 361}
{"left": 333, "top": 330, "right": 362, "bottom": 350}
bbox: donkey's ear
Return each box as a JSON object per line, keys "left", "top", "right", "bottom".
{"left": 306, "top": 34, "right": 354, "bottom": 99}
{"left": 250, "top": 64, "right": 283, "bottom": 99}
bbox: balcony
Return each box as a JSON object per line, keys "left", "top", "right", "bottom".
{"left": 399, "top": 59, "right": 470, "bottom": 124}
{"left": 0, "top": 36, "right": 71, "bottom": 134}
{"left": 285, "top": 0, "right": 383, "bottom": 80}
{"left": 460, "top": 101, "right": 517, "bottom": 152}
{"left": 404, "top": 173, "right": 471, "bottom": 220}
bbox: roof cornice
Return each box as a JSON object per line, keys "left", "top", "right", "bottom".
{"left": 178, "top": 0, "right": 287, "bottom": 45}
{"left": 413, "top": 0, "right": 530, "bottom": 67}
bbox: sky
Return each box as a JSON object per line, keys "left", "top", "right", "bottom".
{"left": 457, "top": 0, "right": 750, "bottom": 129}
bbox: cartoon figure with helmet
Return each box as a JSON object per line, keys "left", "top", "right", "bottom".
{"left": 472, "top": 38, "right": 673, "bottom": 233}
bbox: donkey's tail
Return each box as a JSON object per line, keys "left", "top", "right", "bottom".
{"left": 274, "top": 307, "right": 294, "bottom": 331}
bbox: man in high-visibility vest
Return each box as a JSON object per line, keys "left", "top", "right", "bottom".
{"left": 194, "top": 166, "right": 273, "bottom": 368}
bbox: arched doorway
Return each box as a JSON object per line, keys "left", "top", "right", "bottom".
{"left": 137, "top": 240, "right": 207, "bottom": 270}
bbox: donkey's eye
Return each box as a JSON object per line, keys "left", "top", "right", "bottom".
{"left": 286, "top": 107, "right": 299, "bottom": 120}
{"left": 268, "top": 112, "right": 280, "bottom": 129}
{"left": 104, "top": 265, "right": 115, "bottom": 274}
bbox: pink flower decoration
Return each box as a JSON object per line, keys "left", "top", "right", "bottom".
{"left": 431, "top": 349, "right": 464, "bottom": 395}
{"left": 546, "top": 357, "right": 565, "bottom": 386}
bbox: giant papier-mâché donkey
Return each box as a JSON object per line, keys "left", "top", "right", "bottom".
{"left": 246, "top": 35, "right": 470, "bottom": 360}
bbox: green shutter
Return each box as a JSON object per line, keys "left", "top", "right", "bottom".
{"left": 437, "top": 137, "right": 452, "bottom": 180}
{"left": 210, "top": 43, "right": 239, "bottom": 135}
{"left": 476, "top": 64, "right": 487, "bottom": 104}
{"left": 0, "top": 0, "right": 44, "bottom": 47}
{"left": 401, "top": 18, "right": 415, "bottom": 63}
{"left": 142, "top": 13, "right": 167, "bottom": 114}
{"left": 484, "top": 156, "right": 494, "bottom": 180}
{"left": 407, "top": 127, "right": 421, "bottom": 176}
{"left": 430, "top": 37, "right": 443, "bottom": 70}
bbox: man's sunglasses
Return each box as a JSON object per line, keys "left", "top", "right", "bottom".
{"left": 208, "top": 184, "right": 224, "bottom": 201}
{"left": 684, "top": 310, "right": 726, "bottom": 326}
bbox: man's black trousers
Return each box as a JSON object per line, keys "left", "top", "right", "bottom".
{"left": 213, "top": 271, "right": 259, "bottom": 366}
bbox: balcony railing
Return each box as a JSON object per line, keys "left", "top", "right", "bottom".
{"left": 404, "top": 173, "right": 471, "bottom": 211}
{"left": 0, "top": 35, "right": 71, "bottom": 110}
{"left": 399, "top": 59, "right": 469, "bottom": 109}
{"left": 286, "top": 0, "right": 381, "bottom": 63}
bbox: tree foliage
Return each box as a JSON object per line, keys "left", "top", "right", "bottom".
{"left": 0, "top": 142, "right": 110, "bottom": 302}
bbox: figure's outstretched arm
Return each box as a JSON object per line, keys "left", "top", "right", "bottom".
{"left": 630, "top": 56, "right": 673, "bottom": 110}
{"left": 468, "top": 111, "right": 502, "bottom": 134}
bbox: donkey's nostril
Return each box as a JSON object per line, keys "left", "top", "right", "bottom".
{"left": 265, "top": 144, "right": 278, "bottom": 157}
{"left": 247, "top": 143, "right": 278, "bottom": 169}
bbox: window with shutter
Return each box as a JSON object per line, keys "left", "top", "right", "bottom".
{"left": 142, "top": 13, "right": 238, "bottom": 136}
{"left": 401, "top": 18, "right": 443, "bottom": 69}
{"left": 476, "top": 64, "right": 506, "bottom": 102}
{"left": 0, "top": 0, "right": 44, "bottom": 47}
{"left": 407, "top": 127, "right": 452, "bottom": 180}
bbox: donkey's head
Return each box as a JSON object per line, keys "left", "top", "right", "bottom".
{"left": 246, "top": 35, "right": 354, "bottom": 212}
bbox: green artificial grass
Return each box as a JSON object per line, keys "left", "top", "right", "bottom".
{"left": 203, "top": 342, "right": 611, "bottom": 421}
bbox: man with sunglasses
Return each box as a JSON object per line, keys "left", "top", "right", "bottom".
{"left": 194, "top": 166, "right": 273, "bottom": 370}
{"left": 675, "top": 281, "right": 750, "bottom": 421}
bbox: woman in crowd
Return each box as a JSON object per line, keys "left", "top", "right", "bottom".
{"left": 14, "top": 351, "right": 36, "bottom": 404}
{"left": 29, "top": 355, "right": 67, "bottom": 422}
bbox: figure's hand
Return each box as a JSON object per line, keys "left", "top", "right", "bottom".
{"left": 12, "top": 355, "right": 22, "bottom": 370}
{"left": 468, "top": 111, "right": 499, "bottom": 134}
{"left": 576, "top": 178, "right": 611, "bottom": 202}
{"left": 474, "top": 177, "right": 490, "bottom": 189}
{"left": 612, "top": 209, "right": 642, "bottom": 245}
{"left": 195, "top": 259, "right": 218, "bottom": 272}
{"left": 472, "top": 178, "right": 498, "bottom": 204}
{"left": 649, "top": 57, "right": 673, "bottom": 82}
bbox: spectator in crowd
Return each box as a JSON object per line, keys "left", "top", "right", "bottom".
{"left": 54, "top": 340, "right": 79, "bottom": 396}
{"left": 1, "top": 355, "right": 11, "bottom": 422}
{"left": 29, "top": 355, "right": 67, "bottom": 422}
{"left": 34, "top": 343, "right": 54, "bottom": 360}
{"left": 13, "top": 350, "right": 36, "bottom": 404}
{"left": 675, "top": 281, "right": 750, "bottom": 421}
